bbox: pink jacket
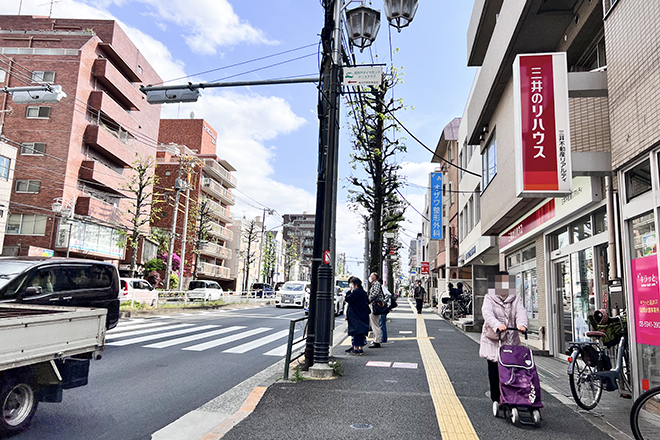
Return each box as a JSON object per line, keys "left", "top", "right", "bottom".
{"left": 479, "top": 291, "right": 529, "bottom": 362}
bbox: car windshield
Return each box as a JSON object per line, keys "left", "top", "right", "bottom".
{"left": 336, "top": 280, "right": 349, "bottom": 288}
{"left": 188, "top": 281, "right": 207, "bottom": 290}
{"left": 0, "top": 261, "right": 33, "bottom": 289}
{"left": 281, "top": 283, "right": 304, "bottom": 291}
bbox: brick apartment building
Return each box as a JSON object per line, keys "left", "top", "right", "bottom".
{"left": 0, "top": 16, "right": 161, "bottom": 263}
{"left": 154, "top": 119, "right": 237, "bottom": 290}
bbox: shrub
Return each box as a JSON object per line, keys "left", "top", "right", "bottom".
{"left": 169, "top": 273, "right": 178, "bottom": 289}
{"left": 145, "top": 258, "right": 165, "bottom": 273}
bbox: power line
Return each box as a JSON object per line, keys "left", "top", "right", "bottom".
{"left": 396, "top": 187, "right": 428, "bottom": 221}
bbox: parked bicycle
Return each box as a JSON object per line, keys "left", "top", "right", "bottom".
{"left": 440, "top": 282, "right": 472, "bottom": 320}
{"left": 566, "top": 310, "right": 632, "bottom": 410}
{"left": 630, "top": 385, "right": 660, "bottom": 439}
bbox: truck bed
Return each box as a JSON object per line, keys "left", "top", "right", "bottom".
{"left": 0, "top": 304, "right": 107, "bottom": 372}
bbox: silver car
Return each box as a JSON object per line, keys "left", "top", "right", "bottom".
{"left": 275, "top": 281, "right": 309, "bottom": 308}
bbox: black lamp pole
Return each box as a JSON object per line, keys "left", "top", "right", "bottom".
{"left": 304, "top": 0, "right": 343, "bottom": 371}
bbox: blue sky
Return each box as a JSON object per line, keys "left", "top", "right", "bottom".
{"left": 2, "top": 0, "right": 477, "bottom": 275}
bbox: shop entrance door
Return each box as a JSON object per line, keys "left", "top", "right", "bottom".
{"left": 554, "top": 259, "right": 572, "bottom": 355}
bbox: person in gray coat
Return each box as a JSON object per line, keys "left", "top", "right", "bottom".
{"left": 368, "top": 272, "right": 385, "bottom": 348}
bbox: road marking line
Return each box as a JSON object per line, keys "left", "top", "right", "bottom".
{"left": 183, "top": 327, "right": 272, "bottom": 352}
{"left": 222, "top": 329, "right": 290, "bottom": 354}
{"left": 143, "top": 326, "right": 246, "bottom": 349}
{"left": 107, "top": 325, "right": 218, "bottom": 346}
{"left": 366, "top": 361, "right": 392, "bottom": 368}
{"left": 105, "top": 324, "right": 192, "bottom": 340}
{"left": 107, "top": 321, "right": 171, "bottom": 334}
{"left": 200, "top": 386, "right": 267, "bottom": 440}
{"left": 416, "top": 314, "right": 479, "bottom": 440}
{"left": 264, "top": 339, "right": 305, "bottom": 357}
{"left": 392, "top": 362, "right": 418, "bottom": 369}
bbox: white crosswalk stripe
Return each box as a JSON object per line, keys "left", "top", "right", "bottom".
{"left": 106, "top": 324, "right": 192, "bottom": 340}
{"left": 182, "top": 327, "right": 271, "bottom": 352}
{"left": 143, "top": 326, "right": 246, "bottom": 349}
{"left": 106, "top": 321, "right": 172, "bottom": 335}
{"left": 107, "top": 325, "right": 218, "bottom": 346}
{"left": 264, "top": 339, "right": 305, "bottom": 357}
{"left": 222, "top": 329, "right": 290, "bottom": 354}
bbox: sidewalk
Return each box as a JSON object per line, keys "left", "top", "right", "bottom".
{"left": 191, "top": 300, "right": 634, "bottom": 440}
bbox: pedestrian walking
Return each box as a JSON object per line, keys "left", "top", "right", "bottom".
{"left": 344, "top": 276, "right": 370, "bottom": 355}
{"left": 478, "top": 271, "right": 528, "bottom": 416}
{"left": 413, "top": 280, "right": 425, "bottom": 314}
{"left": 380, "top": 284, "right": 391, "bottom": 343}
{"left": 367, "top": 272, "right": 385, "bottom": 348}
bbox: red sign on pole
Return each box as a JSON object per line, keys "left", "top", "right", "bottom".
{"left": 323, "top": 250, "right": 331, "bottom": 265}
{"left": 420, "top": 262, "right": 429, "bottom": 275}
{"left": 513, "top": 52, "right": 572, "bottom": 197}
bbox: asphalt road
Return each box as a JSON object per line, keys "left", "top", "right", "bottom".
{"left": 7, "top": 305, "right": 332, "bottom": 440}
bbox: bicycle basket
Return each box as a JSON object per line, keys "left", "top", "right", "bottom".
{"left": 588, "top": 315, "right": 626, "bottom": 348}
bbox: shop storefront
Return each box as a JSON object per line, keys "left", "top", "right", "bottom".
{"left": 499, "top": 176, "right": 603, "bottom": 354}
{"left": 620, "top": 153, "right": 660, "bottom": 394}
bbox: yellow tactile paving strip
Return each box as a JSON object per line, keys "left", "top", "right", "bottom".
{"left": 413, "top": 301, "right": 479, "bottom": 440}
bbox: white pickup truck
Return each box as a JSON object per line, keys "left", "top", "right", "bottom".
{"left": 0, "top": 303, "right": 107, "bottom": 434}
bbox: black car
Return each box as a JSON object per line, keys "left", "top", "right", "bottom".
{"left": 249, "top": 282, "right": 274, "bottom": 298}
{"left": 0, "top": 257, "right": 121, "bottom": 329}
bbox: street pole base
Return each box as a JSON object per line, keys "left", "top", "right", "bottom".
{"left": 308, "top": 363, "right": 334, "bottom": 379}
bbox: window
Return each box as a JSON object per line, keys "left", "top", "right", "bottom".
{"left": 0, "top": 69, "right": 5, "bottom": 83}
{"left": 550, "top": 226, "right": 570, "bottom": 251}
{"left": 625, "top": 159, "right": 651, "bottom": 201}
{"left": 475, "top": 186, "right": 481, "bottom": 224}
{"left": 26, "top": 106, "right": 50, "bottom": 119}
{"left": 15, "top": 179, "right": 40, "bottom": 193}
{"left": 468, "top": 197, "right": 474, "bottom": 232}
{"left": 522, "top": 245, "right": 536, "bottom": 263}
{"left": 31, "top": 70, "right": 55, "bottom": 83}
{"left": 20, "top": 142, "right": 46, "bottom": 155}
{"left": 459, "top": 212, "right": 464, "bottom": 241}
{"left": 630, "top": 212, "right": 656, "bottom": 259}
{"left": 0, "top": 155, "right": 10, "bottom": 181}
{"left": 6, "top": 214, "right": 47, "bottom": 235}
{"left": 594, "top": 208, "right": 607, "bottom": 235}
{"left": 572, "top": 214, "right": 592, "bottom": 242}
{"left": 482, "top": 132, "right": 496, "bottom": 190}
{"left": 449, "top": 181, "right": 454, "bottom": 206}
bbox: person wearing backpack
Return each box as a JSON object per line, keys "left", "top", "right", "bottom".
{"left": 368, "top": 272, "right": 386, "bottom": 348}
{"left": 413, "top": 280, "right": 425, "bottom": 314}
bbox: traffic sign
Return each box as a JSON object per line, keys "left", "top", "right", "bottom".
{"left": 323, "top": 250, "right": 331, "bottom": 264}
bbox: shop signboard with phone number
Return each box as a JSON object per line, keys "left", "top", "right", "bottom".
{"left": 631, "top": 255, "right": 660, "bottom": 346}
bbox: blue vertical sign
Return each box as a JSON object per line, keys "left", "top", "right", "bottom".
{"left": 430, "top": 172, "right": 443, "bottom": 240}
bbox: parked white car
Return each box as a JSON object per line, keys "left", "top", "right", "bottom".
{"left": 304, "top": 286, "right": 345, "bottom": 316}
{"left": 275, "top": 281, "right": 310, "bottom": 308}
{"left": 187, "top": 280, "right": 224, "bottom": 301}
{"left": 119, "top": 278, "right": 158, "bottom": 306}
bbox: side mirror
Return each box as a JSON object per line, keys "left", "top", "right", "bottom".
{"left": 24, "top": 286, "right": 43, "bottom": 298}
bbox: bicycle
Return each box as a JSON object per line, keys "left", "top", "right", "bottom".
{"left": 440, "top": 283, "right": 472, "bottom": 320}
{"left": 566, "top": 311, "right": 632, "bottom": 410}
{"left": 629, "top": 385, "right": 660, "bottom": 439}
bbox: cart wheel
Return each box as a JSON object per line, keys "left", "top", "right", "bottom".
{"left": 532, "top": 409, "right": 541, "bottom": 426}
{"left": 510, "top": 407, "right": 519, "bottom": 425}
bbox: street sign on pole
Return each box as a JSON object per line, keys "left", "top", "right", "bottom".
{"left": 421, "top": 262, "right": 430, "bottom": 275}
{"left": 343, "top": 66, "right": 383, "bottom": 86}
{"left": 383, "top": 232, "right": 395, "bottom": 239}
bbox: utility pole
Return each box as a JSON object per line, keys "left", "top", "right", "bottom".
{"left": 178, "top": 181, "right": 191, "bottom": 289}
{"left": 165, "top": 177, "right": 183, "bottom": 290}
{"left": 304, "top": 0, "right": 342, "bottom": 377}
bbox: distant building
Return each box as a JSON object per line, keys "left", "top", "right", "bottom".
{"left": 152, "top": 119, "right": 237, "bottom": 290}
{"left": 282, "top": 213, "right": 315, "bottom": 281}
{"left": 0, "top": 141, "right": 18, "bottom": 255}
{"left": 0, "top": 16, "right": 161, "bottom": 262}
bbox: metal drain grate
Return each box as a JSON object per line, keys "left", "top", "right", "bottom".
{"left": 350, "top": 423, "right": 373, "bottom": 430}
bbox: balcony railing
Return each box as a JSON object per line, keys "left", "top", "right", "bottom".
{"left": 199, "top": 241, "right": 232, "bottom": 260}
{"left": 201, "top": 196, "right": 233, "bottom": 223}
{"left": 202, "top": 177, "right": 236, "bottom": 205}
{"left": 208, "top": 222, "right": 233, "bottom": 241}
{"left": 203, "top": 159, "right": 237, "bottom": 188}
{"left": 197, "top": 262, "right": 231, "bottom": 279}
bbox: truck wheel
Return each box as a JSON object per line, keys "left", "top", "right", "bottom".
{"left": 0, "top": 376, "right": 39, "bottom": 434}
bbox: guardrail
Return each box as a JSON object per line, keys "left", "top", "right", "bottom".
{"left": 150, "top": 290, "right": 275, "bottom": 308}
{"left": 283, "top": 316, "right": 308, "bottom": 380}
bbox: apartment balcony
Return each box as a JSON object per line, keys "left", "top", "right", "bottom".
{"left": 75, "top": 196, "right": 125, "bottom": 226}
{"left": 79, "top": 160, "right": 126, "bottom": 196}
{"left": 202, "top": 177, "right": 236, "bottom": 205}
{"left": 97, "top": 43, "right": 142, "bottom": 83}
{"left": 92, "top": 58, "right": 142, "bottom": 111}
{"left": 197, "top": 262, "right": 231, "bottom": 280}
{"left": 88, "top": 91, "right": 137, "bottom": 134}
{"left": 208, "top": 222, "right": 233, "bottom": 242}
{"left": 84, "top": 124, "right": 135, "bottom": 167}
{"left": 202, "top": 197, "right": 233, "bottom": 224}
{"left": 203, "top": 159, "right": 237, "bottom": 188}
{"left": 199, "top": 241, "right": 232, "bottom": 260}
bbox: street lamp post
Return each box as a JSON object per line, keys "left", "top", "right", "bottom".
{"left": 52, "top": 197, "right": 75, "bottom": 258}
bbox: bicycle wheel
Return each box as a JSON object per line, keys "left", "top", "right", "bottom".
{"left": 630, "top": 386, "right": 660, "bottom": 440}
{"left": 569, "top": 349, "right": 603, "bottom": 410}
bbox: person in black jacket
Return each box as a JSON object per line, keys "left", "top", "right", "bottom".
{"left": 413, "top": 280, "right": 425, "bottom": 314}
{"left": 344, "top": 276, "right": 370, "bottom": 355}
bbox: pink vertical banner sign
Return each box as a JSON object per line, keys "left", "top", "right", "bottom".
{"left": 631, "top": 255, "right": 660, "bottom": 347}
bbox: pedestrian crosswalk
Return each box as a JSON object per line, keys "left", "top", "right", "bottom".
{"left": 106, "top": 319, "right": 303, "bottom": 357}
